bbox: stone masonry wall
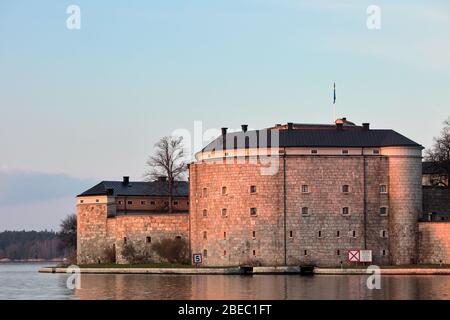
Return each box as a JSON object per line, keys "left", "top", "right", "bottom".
{"left": 190, "top": 155, "right": 393, "bottom": 267}
{"left": 418, "top": 222, "right": 450, "bottom": 264}
{"left": 423, "top": 187, "right": 450, "bottom": 214}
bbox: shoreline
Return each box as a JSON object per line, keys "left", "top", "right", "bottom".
{"left": 38, "top": 266, "right": 450, "bottom": 275}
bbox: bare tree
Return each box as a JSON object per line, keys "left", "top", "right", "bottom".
{"left": 425, "top": 117, "right": 450, "bottom": 188}
{"left": 145, "top": 136, "right": 187, "bottom": 212}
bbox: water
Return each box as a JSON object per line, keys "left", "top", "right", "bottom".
{"left": 1, "top": 263, "right": 449, "bottom": 300}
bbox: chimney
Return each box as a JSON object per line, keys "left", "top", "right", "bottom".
{"left": 287, "top": 122, "right": 293, "bottom": 130}
{"left": 221, "top": 127, "right": 228, "bottom": 135}
{"left": 362, "top": 123, "right": 370, "bottom": 131}
{"left": 122, "top": 176, "right": 130, "bottom": 185}
{"left": 241, "top": 124, "right": 248, "bottom": 133}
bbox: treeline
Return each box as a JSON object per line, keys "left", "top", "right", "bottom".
{"left": 0, "top": 230, "right": 65, "bottom": 260}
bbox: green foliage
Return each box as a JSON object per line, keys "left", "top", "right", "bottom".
{"left": 152, "top": 237, "right": 189, "bottom": 264}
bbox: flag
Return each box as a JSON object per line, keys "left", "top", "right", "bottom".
{"left": 333, "top": 82, "right": 336, "bottom": 104}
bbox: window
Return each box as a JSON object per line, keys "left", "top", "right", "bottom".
{"left": 141, "top": 201, "right": 146, "bottom": 205}
{"left": 373, "top": 149, "right": 380, "bottom": 155}
{"left": 203, "top": 231, "right": 207, "bottom": 240}
{"left": 318, "top": 231, "right": 322, "bottom": 238}
{"left": 221, "top": 208, "right": 228, "bottom": 217}
{"left": 127, "top": 201, "right": 133, "bottom": 205}
{"left": 304, "top": 250, "right": 308, "bottom": 256}
{"left": 301, "top": 207, "right": 309, "bottom": 215}
{"left": 250, "top": 185, "right": 257, "bottom": 194}
{"left": 311, "top": 149, "right": 318, "bottom": 154}
{"left": 117, "top": 200, "right": 122, "bottom": 205}
{"left": 253, "top": 250, "right": 256, "bottom": 256}
{"left": 203, "top": 249, "right": 208, "bottom": 257}
{"left": 336, "top": 249, "right": 340, "bottom": 256}
{"left": 342, "top": 149, "right": 349, "bottom": 154}
{"left": 221, "top": 186, "right": 227, "bottom": 195}
{"left": 123, "top": 237, "right": 127, "bottom": 243}
{"left": 336, "top": 230, "right": 340, "bottom": 238}
{"left": 203, "top": 209, "right": 208, "bottom": 217}
{"left": 380, "top": 184, "right": 388, "bottom": 194}
{"left": 175, "top": 236, "right": 182, "bottom": 240}
{"left": 202, "top": 188, "right": 208, "bottom": 197}
{"left": 289, "top": 231, "right": 293, "bottom": 238}
{"left": 252, "top": 231, "right": 256, "bottom": 239}
{"left": 223, "top": 232, "right": 227, "bottom": 240}
{"left": 301, "top": 185, "right": 309, "bottom": 193}
{"left": 95, "top": 199, "right": 99, "bottom": 203}
{"left": 351, "top": 230, "right": 356, "bottom": 238}
{"left": 342, "top": 185, "right": 349, "bottom": 193}
{"left": 380, "top": 207, "right": 388, "bottom": 216}
{"left": 380, "top": 230, "right": 387, "bottom": 238}
{"left": 250, "top": 208, "right": 257, "bottom": 216}
{"left": 150, "top": 201, "right": 155, "bottom": 205}
{"left": 223, "top": 250, "right": 227, "bottom": 256}
{"left": 146, "top": 236, "right": 151, "bottom": 243}
{"left": 341, "top": 207, "right": 350, "bottom": 215}
{"left": 173, "top": 201, "right": 178, "bottom": 205}
{"left": 382, "top": 249, "right": 387, "bottom": 256}
{"left": 80, "top": 200, "right": 84, "bottom": 204}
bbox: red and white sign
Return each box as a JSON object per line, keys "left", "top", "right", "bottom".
{"left": 348, "top": 250, "right": 360, "bottom": 262}
{"left": 193, "top": 253, "right": 202, "bottom": 264}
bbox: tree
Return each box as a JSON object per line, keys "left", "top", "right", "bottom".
{"left": 145, "top": 136, "right": 187, "bottom": 213}
{"left": 425, "top": 117, "right": 450, "bottom": 188}
{"left": 152, "top": 237, "right": 189, "bottom": 264}
{"left": 58, "top": 214, "right": 77, "bottom": 254}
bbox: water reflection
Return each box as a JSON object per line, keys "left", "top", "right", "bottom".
{"left": 75, "top": 274, "right": 450, "bottom": 300}
{"left": 1, "top": 264, "right": 449, "bottom": 300}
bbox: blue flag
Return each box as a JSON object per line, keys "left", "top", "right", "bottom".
{"left": 333, "top": 82, "right": 336, "bottom": 104}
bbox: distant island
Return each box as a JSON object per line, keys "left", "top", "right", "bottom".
{"left": 0, "top": 230, "right": 65, "bottom": 262}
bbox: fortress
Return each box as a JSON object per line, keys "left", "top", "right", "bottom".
{"left": 77, "top": 119, "right": 450, "bottom": 266}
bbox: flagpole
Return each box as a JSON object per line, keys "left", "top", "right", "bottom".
{"left": 333, "top": 82, "right": 336, "bottom": 122}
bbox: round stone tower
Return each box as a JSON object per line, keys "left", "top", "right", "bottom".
{"left": 384, "top": 146, "right": 423, "bottom": 265}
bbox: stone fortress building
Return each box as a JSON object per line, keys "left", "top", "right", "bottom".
{"left": 77, "top": 118, "right": 450, "bottom": 266}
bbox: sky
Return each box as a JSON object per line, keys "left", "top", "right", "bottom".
{"left": 0, "top": 0, "right": 449, "bottom": 230}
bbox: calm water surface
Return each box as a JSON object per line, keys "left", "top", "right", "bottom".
{"left": 1, "top": 263, "right": 449, "bottom": 300}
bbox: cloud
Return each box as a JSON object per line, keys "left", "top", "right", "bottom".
{"left": 0, "top": 169, "right": 94, "bottom": 206}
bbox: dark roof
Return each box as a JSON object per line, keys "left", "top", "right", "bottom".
{"left": 202, "top": 125, "right": 422, "bottom": 151}
{"left": 78, "top": 181, "right": 189, "bottom": 197}
{"left": 422, "top": 161, "right": 447, "bottom": 175}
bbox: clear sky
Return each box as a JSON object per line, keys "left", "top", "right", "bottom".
{"left": 0, "top": 0, "right": 449, "bottom": 230}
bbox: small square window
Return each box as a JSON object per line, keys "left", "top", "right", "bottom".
{"left": 304, "top": 250, "right": 308, "bottom": 256}
{"left": 342, "top": 185, "right": 349, "bottom": 193}
{"left": 336, "top": 249, "right": 340, "bottom": 256}
{"left": 221, "top": 186, "right": 227, "bottom": 195}
{"left": 380, "top": 185, "right": 388, "bottom": 194}
{"left": 80, "top": 200, "right": 84, "bottom": 204}
{"left": 175, "top": 236, "right": 182, "bottom": 240}
{"left": 250, "top": 185, "right": 257, "bottom": 194}
{"left": 173, "top": 201, "right": 178, "bottom": 205}
{"left": 373, "top": 149, "right": 380, "bottom": 155}
{"left": 223, "top": 250, "right": 227, "bottom": 256}
{"left": 141, "top": 201, "right": 146, "bottom": 205}
{"left": 342, "top": 207, "right": 350, "bottom": 215}
{"left": 150, "top": 201, "right": 155, "bottom": 205}
{"left": 127, "top": 201, "right": 133, "bottom": 205}
{"left": 252, "top": 231, "right": 256, "bottom": 239}
{"left": 301, "top": 207, "right": 309, "bottom": 215}
{"left": 342, "top": 149, "right": 349, "bottom": 154}
{"left": 146, "top": 236, "right": 151, "bottom": 243}
{"left": 380, "top": 207, "right": 388, "bottom": 216}
{"left": 203, "top": 209, "right": 208, "bottom": 217}
{"left": 123, "top": 237, "right": 127, "bottom": 243}
{"left": 311, "top": 149, "right": 318, "bottom": 154}
{"left": 203, "top": 249, "right": 208, "bottom": 257}
{"left": 203, "top": 231, "right": 207, "bottom": 240}
{"left": 221, "top": 208, "right": 228, "bottom": 217}
{"left": 301, "top": 185, "right": 309, "bottom": 193}
{"left": 95, "top": 199, "right": 99, "bottom": 203}
{"left": 252, "top": 250, "right": 256, "bottom": 256}
{"left": 250, "top": 208, "right": 257, "bottom": 216}
{"left": 382, "top": 249, "right": 387, "bottom": 256}
{"left": 118, "top": 200, "right": 122, "bottom": 205}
